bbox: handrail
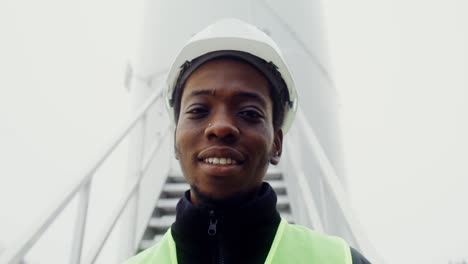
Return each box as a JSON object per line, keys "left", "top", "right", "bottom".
{"left": 70, "top": 181, "right": 92, "bottom": 264}
{"left": 83, "top": 127, "right": 170, "bottom": 264}
{"left": 0, "top": 90, "right": 166, "bottom": 264}
{"left": 285, "top": 129, "right": 325, "bottom": 231}
{"left": 295, "top": 108, "right": 382, "bottom": 263}
{"left": 0, "top": 89, "right": 381, "bottom": 263}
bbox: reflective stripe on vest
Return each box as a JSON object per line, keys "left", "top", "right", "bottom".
{"left": 124, "top": 218, "right": 352, "bottom": 264}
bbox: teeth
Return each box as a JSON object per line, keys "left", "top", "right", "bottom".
{"left": 203, "top": 157, "right": 238, "bottom": 165}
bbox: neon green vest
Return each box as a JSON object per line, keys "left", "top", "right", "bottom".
{"left": 125, "top": 219, "right": 352, "bottom": 264}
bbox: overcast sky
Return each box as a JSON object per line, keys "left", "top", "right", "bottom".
{"left": 0, "top": 0, "right": 141, "bottom": 261}
{"left": 1, "top": 0, "right": 467, "bottom": 263}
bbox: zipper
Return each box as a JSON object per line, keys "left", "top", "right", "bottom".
{"left": 208, "top": 210, "right": 217, "bottom": 235}
{"left": 208, "top": 210, "right": 225, "bottom": 264}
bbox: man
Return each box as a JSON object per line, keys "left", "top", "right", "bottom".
{"left": 126, "top": 18, "right": 370, "bottom": 264}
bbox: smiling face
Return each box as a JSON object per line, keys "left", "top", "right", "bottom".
{"left": 174, "top": 58, "right": 283, "bottom": 204}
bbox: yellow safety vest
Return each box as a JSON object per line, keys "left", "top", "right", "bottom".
{"left": 125, "top": 218, "right": 352, "bottom": 264}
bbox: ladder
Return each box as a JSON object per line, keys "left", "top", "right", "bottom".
{"left": 138, "top": 166, "right": 295, "bottom": 251}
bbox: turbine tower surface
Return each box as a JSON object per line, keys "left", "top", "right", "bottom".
{"left": 121, "top": 0, "right": 381, "bottom": 263}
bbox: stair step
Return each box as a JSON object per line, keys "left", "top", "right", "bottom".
{"left": 156, "top": 195, "right": 290, "bottom": 214}
{"left": 139, "top": 234, "right": 165, "bottom": 251}
{"left": 162, "top": 180, "right": 287, "bottom": 197}
{"left": 148, "top": 215, "right": 175, "bottom": 230}
{"left": 276, "top": 195, "right": 290, "bottom": 210}
{"left": 147, "top": 211, "right": 293, "bottom": 233}
{"left": 141, "top": 211, "right": 295, "bottom": 251}
{"left": 167, "top": 171, "right": 282, "bottom": 183}
{"left": 139, "top": 239, "right": 156, "bottom": 250}
{"left": 169, "top": 165, "right": 282, "bottom": 175}
{"left": 280, "top": 212, "right": 294, "bottom": 223}
{"left": 156, "top": 198, "right": 180, "bottom": 213}
{"left": 139, "top": 166, "right": 295, "bottom": 253}
{"left": 153, "top": 234, "right": 165, "bottom": 243}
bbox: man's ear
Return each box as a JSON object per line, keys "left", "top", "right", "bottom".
{"left": 174, "top": 128, "right": 180, "bottom": 160}
{"left": 270, "top": 129, "right": 283, "bottom": 165}
{"left": 175, "top": 147, "right": 180, "bottom": 160}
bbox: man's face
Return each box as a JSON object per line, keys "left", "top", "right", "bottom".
{"left": 175, "top": 58, "right": 283, "bottom": 204}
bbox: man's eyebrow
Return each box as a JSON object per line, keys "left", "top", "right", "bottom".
{"left": 187, "top": 89, "right": 216, "bottom": 98}
{"left": 233, "top": 91, "right": 267, "bottom": 108}
{"left": 187, "top": 89, "right": 267, "bottom": 107}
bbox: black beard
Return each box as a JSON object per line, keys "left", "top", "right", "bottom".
{"left": 190, "top": 184, "right": 262, "bottom": 209}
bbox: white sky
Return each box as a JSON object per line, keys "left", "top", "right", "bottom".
{"left": 0, "top": 0, "right": 142, "bottom": 262}
{"left": 0, "top": 0, "right": 467, "bottom": 263}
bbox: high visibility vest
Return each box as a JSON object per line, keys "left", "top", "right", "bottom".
{"left": 124, "top": 218, "right": 352, "bottom": 264}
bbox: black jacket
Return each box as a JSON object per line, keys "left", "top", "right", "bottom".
{"left": 171, "top": 182, "right": 371, "bottom": 264}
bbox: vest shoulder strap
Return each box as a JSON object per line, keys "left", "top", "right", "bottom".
{"left": 266, "top": 219, "right": 352, "bottom": 264}
{"left": 123, "top": 229, "right": 177, "bottom": 264}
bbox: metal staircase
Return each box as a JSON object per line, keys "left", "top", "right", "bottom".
{"left": 0, "top": 91, "right": 383, "bottom": 263}
{"left": 138, "top": 165, "right": 295, "bottom": 251}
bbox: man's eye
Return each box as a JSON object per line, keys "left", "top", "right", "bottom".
{"left": 186, "top": 107, "right": 208, "bottom": 117}
{"left": 239, "top": 110, "right": 263, "bottom": 120}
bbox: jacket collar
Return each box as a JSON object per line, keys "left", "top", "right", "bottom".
{"left": 171, "top": 182, "right": 281, "bottom": 239}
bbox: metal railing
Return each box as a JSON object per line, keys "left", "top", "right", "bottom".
{"left": 0, "top": 90, "right": 382, "bottom": 263}
{"left": 285, "top": 108, "right": 383, "bottom": 263}
{"left": 0, "top": 90, "right": 170, "bottom": 264}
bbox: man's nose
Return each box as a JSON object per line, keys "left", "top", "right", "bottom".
{"left": 204, "top": 114, "right": 240, "bottom": 141}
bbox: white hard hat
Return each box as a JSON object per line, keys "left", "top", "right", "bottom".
{"left": 165, "top": 18, "right": 298, "bottom": 133}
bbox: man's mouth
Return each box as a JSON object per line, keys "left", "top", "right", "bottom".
{"left": 202, "top": 157, "right": 239, "bottom": 165}
{"left": 198, "top": 147, "right": 245, "bottom": 167}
